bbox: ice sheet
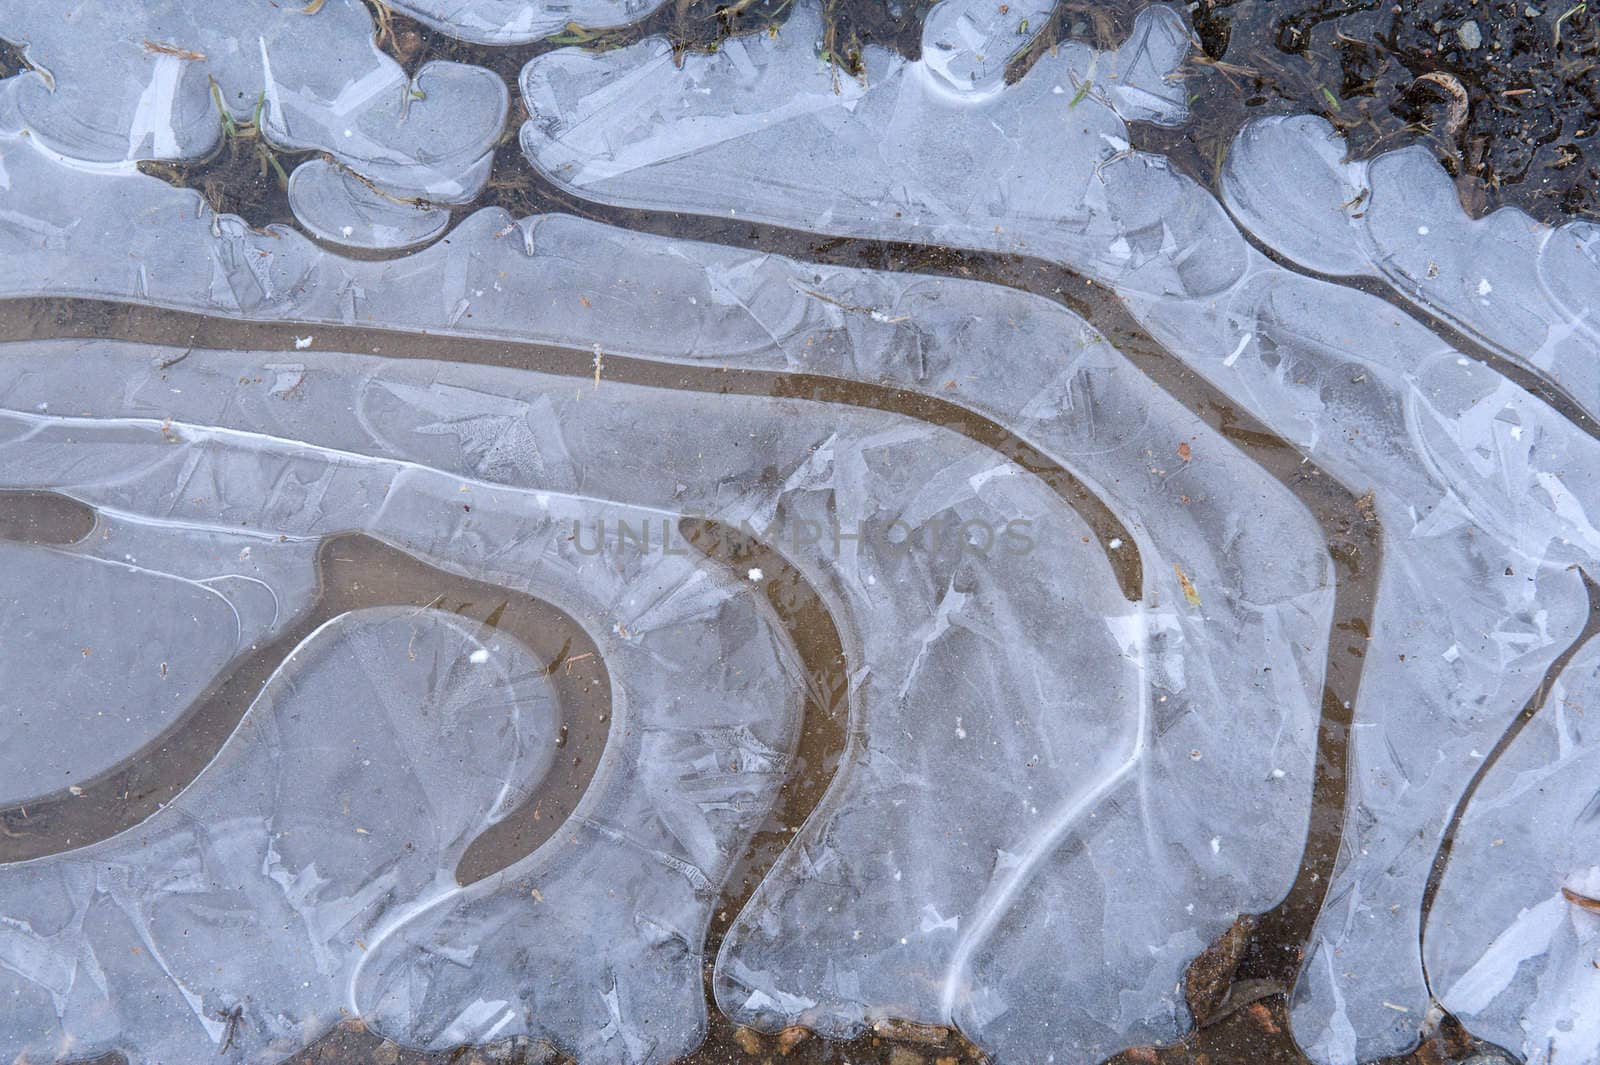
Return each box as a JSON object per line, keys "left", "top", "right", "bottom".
{"left": 0, "top": 100, "right": 1338, "bottom": 1057}
{"left": 0, "top": 339, "right": 808, "bottom": 1064}
{"left": 0, "top": 603, "right": 557, "bottom": 1064}
{"left": 7, "top": 0, "right": 1598, "bottom": 1059}
{"left": 518, "top": 1, "right": 1195, "bottom": 278}
{"left": 501, "top": 5, "right": 1600, "bottom": 1060}
{"left": 0, "top": 544, "right": 249, "bottom": 806}
{"left": 286, "top": 157, "right": 451, "bottom": 251}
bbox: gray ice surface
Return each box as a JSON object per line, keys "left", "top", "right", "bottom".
{"left": 1223, "top": 114, "right": 1600, "bottom": 425}
{"left": 1424, "top": 634, "right": 1600, "bottom": 1065}
{"left": 518, "top": 0, "right": 1193, "bottom": 265}
{"left": 0, "top": 100, "right": 1343, "bottom": 1058}
{"left": 1128, "top": 260, "right": 1600, "bottom": 1065}
{"left": 0, "top": 338, "right": 806, "bottom": 1064}
{"left": 0, "top": 334, "right": 1147, "bottom": 1063}
{"left": 921, "top": 0, "right": 1057, "bottom": 95}
{"left": 0, "top": 543, "right": 247, "bottom": 806}
{"left": 0, "top": 122, "right": 1341, "bottom": 1065}
{"left": 287, "top": 157, "right": 452, "bottom": 251}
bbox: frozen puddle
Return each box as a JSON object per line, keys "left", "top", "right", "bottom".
{"left": 1, "top": 0, "right": 1597, "bottom": 1063}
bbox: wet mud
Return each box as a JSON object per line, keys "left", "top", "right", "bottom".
{"left": 0, "top": 489, "right": 95, "bottom": 546}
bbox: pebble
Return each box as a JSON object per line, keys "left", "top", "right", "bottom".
{"left": 1457, "top": 19, "right": 1484, "bottom": 49}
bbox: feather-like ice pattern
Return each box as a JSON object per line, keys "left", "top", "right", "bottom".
{"left": 0, "top": 0, "right": 504, "bottom": 249}
{"left": 313, "top": 362, "right": 1141, "bottom": 1063}
{"left": 1128, "top": 263, "right": 1600, "bottom": 1062}
{"left": 1222, "top": 114, "right": 1600, "bottom": 424}
{"left": 0, "top": 604, "right": 555, "bottom": 1064}
{"left": 500, "top": 6, "right": 1600, "bottom": 1062}
{"left": 0, "top": 337, "right": 1144, "bottom": 1062}
{"left": 921, "top": 0, "right": 1057, "bottom": 95}
{"left": 0, "top": 133, "right": 1337, "bottom": 1065}
{"left": 383, "top": 0, "right": 668, "bottom": 45}
{"left": 1423, "top": 634, "right": 1600, "bottom": 1065}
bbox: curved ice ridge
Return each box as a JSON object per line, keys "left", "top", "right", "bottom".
{"left": 1222, "top": 113, "right": 1600, "bottom": 427}
{"left": 384, "top": 0, "right": 670, "bottom": 45}
{"left": 1, "top": 603, "right": 555, "bottom": 1063}
{"left": 0, "top": 544, "right": 251, "bottom": 805}
{"left": 0, "top": 0, "right": 505, "bottom": 249}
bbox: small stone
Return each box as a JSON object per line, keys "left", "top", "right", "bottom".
{"left": 733, "top": 1027, "right": 764, "bottom": 1055}
{"left": 889, "top": 1048, "right": 925, "bottom": 1065}
{"left": 776, "top": 1027, "right": 812, "bottom": 1055}
{"left": 1457, "top": 19, "right": 1483, "bottom": 49}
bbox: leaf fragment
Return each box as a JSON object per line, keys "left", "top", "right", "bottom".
{"left": 143, "top": 40, "right": 207, "bottom": 61}
{"left": 1175, "top": 563, "right": 1201, "bottom": 608}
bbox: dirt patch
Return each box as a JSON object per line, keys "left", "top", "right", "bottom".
{"left": 1147, "top": 0, "right": 1598, "bottom": 223}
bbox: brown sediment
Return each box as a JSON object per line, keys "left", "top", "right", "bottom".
{"left": 1187, "top": 914, "right": 1262, "bottom": 1027}
{"left": 1107, "top": 989, "right": 1517, "bottom": 1065}
{"left": 672, "top": 517, "right": 866, "bottom": 1065}
{"left": 0, "top": 300, "right": 1141, "bottom": 600}
{"left": 0, "top": 489, "right": 95, "bottom": 545}
{"left": 135, "top": 135, "right": 313, "bottom": 229}
{"left": 356, "top": 0, "right": 924, "bottom": 85}
{"left": 1561, "top": 886, "right": 1600, "bottom": 915}
{"left": 1129, "top": 0, "right": 1600, "bottom": 227}
{"left": 0, "top": 528, "right": 609, "bottom": 883}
